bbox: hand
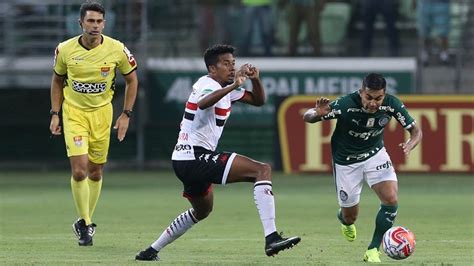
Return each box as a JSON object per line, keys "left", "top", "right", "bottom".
{"left": 113, "top": 114, "right": 130, "bottom": 142}
{"left": 234, "top": 65, "right": 249, "bottom": 87}
{"left": 315, "top": 97, "right": 331, "bottom": 116}
{"left": 398, "top": 141, "right": 414, "bottom": 155}
{"left": 245, "top": 63, "right": 259, "bottom": 80}
{"left": 49, "top": 116, "right": 62, "bottom": 136}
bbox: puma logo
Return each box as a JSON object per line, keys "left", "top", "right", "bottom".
{"left": 385, "top": 211, "right": 397, "bottom": 224}
{"left": 352, "top": 119, "right": 361, "bottom": 126}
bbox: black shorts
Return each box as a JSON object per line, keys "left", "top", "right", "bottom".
{"left": 172, "top": 146, "right": 235, "bottom": 199}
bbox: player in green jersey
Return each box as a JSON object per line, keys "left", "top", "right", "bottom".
{"left": 303, "top": 73, "right": 422, "bottom": 263}
{"left": 49, "top": 1, "right": 138, "bottom": 246}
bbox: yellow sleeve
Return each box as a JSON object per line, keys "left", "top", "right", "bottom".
{"left": 53, "top": 44, "right": 67, "bottom": 76}
{"left": 117, "top": 43, "right": 137, "bottom": 75}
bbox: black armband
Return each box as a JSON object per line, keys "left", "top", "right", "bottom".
{"left": 123, "top": 110, "right": 133, "bottom": 118}
{"left": 50, "top": 109, "right": 59, "bottom": 117}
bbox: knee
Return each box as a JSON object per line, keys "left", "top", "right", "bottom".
{"left": 88, "top": 169, "right": 103, "bottom": 181}
{"left": 256, "top": 163, "right": 272, "bottom": 182}
{"left": 382, "top": 190, "right": 398, "bottom": 206}
{"left": 383, "top": 195, "right": 398, "bottom": 206}
{"left": 71, "top": 169, "right": 87, "bottom": 181}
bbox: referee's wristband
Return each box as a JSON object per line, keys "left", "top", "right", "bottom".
{"left": 123, "top": 110, "right": 133, "bottom": 118}
{"left": 50, "top": 109, "right": 59, "bottom": 117}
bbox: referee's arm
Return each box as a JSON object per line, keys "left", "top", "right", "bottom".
{"left": 50, "top": 72, "right": 65, "bottom": 135}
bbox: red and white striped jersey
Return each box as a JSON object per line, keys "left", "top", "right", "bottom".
{"left": 172, "top": 75, "right": 246, "bottom": 160}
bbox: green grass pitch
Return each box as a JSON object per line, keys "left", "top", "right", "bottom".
{"left": 0, "top": 171, "right": 472, "bottom": 265}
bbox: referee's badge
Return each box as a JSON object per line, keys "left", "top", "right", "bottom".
{"left": 73, "top": 136, "right": 83, "bottom": 147}
{"left": 100, "top": 67, "right": 110, "bottom": 77}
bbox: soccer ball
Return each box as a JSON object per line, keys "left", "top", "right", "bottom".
{"left": 382, "top": 226, "right": 416, "bottom": 260}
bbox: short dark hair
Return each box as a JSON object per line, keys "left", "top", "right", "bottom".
{"left": 204, "top": 44, "right": 235, "bottom": 71}
{"left": 80, "top": 1, "right": 105, "bottom": 21}
{"left": 362, "top": 73, "right": 386, "bottom": 90}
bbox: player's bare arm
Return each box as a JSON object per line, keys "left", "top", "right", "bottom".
{"left": 238, "top": 64, "right": 266, "bottom": 106}
{"left": 197, "top": 65, "right": 248, "bottom": 109}
{"left": 114, "top": 70, "right": 138, "bottom": 142}
{"left": 303, "top": 97, "right": 331, "bottom": 123}
{"left": 49, "top": 72, "right": 66, "bottom": 135}
{"left": 399, "top": 123, "right": 422, "bottom": 155}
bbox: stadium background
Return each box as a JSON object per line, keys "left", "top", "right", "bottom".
{"left": 0, "top": 0, "right": 472, "bottom": 171}
{"left": 0, "top": 0, "right": 472, "bottom": 264}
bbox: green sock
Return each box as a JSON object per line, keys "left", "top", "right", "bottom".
{"left": 368, "top": 204, "right": 398, "bottom": 250}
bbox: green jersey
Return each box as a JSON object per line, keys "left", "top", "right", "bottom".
{"left": 323, "top": 91, "right": 415, "bottom": 165}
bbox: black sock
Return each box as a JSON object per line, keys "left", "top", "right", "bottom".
{"left": 265, "top": 231, "right": 279, "bottom": 243}
{"left": 146, "top": 246, "right": 158, "bottom": 253}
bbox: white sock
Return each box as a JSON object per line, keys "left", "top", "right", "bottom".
{"left": 253, "top": 181, "right": 277, "bottom": 237}
{"left": 150, "top": 209, "right": 198, "bottom": 251}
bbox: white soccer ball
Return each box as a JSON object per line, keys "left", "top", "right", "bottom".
{"left": 382, "top": 226, "right": 416, "bottom": 260}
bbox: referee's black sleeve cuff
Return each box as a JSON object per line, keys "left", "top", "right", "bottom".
{"left": 53, "top": 70, "right": 67, "bottom": 77}
{"left": 123, "top": 67, "right": 137, "bottom": 76}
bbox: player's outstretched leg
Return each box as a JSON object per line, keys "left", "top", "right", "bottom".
{"left": 135, "top": 208, "right": 197, "bottom": 261}
{"left": 363, "top": 248, "right": 381, "bottom": 263}
{"left": 368, "top": 205, "right": 398, "bottom": 249}
{"left": 338, "top": 209, "right": 357, "bottom": 241}
{"left": 229, "top": 156, "right": 301, "bottom": 256}
{"left": 135, "top": 247, "right": 160, "bottom": 261}
{"left": 252, "top": 174, "right": 301, "bottom": 256}
{"left": 341, "top": 224, "right": 357, "bottom": 242}
{"left": 265, "top": 232, "right": 301, "bottom": 256}
{"left": 363, "top": 204, "right": 397, "bottom": 263}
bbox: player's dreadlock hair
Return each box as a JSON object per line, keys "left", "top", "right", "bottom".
{"left": 204, "top": 44, "right": 235, "bottom": 71}
{"left": 80, "top": 1, "right": 105, "bottom": 21}
{"left": 362, "top": 73, "right": 386, "bottom": 91}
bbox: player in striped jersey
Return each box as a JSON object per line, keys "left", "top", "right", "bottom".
{"left": 136, "top": 44, "right": 300, "bottom": 261}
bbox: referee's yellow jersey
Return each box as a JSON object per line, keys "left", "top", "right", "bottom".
{"left": 53, "top": 35, "right": 137, "bottom": 111}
